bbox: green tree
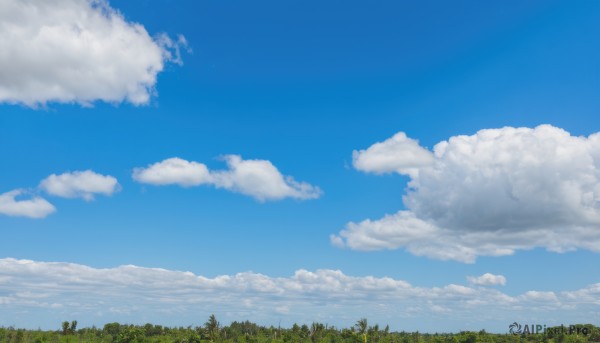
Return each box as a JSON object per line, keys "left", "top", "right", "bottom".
{"left": 301, "top": 324, "right": 311, "bottom": 339}
{"left": 311, "top": 322, "right": 325, "bottom": 343}
{"left": 14, "top": 330, "right": 24, "bottom": 343}
{"left": 205, "top": 314, "right": 221, "bottom": 341}
{"left": 355, "top": 319, "right": 368, "bottom": 335}
{"left": 61, "top": 322, "right": 70, "bottom": 336}
{"left": 116, "top": 326, "right": 145, "bottom": 343}
{"left": 355, "top": 319, "right": 368, "bottom": 343}
{"left": 104, "top": 322, "right": 122, "bottom": 338}
{"left": 369, "top": 324, "right": 380, "bottom": 341}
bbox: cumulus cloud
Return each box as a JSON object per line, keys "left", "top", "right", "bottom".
{"left": 353, "top": 132, "right": 434, "bottom": 177}
{"left": 333, "top": 125, "right": 600, "bottom": 262}
{"left": 467, "top": 273, "right": 506, "bottom": 286}
{"left": 40, "top": 170, "right": 120, "bottom": 201}
{"left": 0, "top": 190, "right": 56, "bottom": 218}
{"left": 132, "top": 157, "right": 211, "bottom": 187}
{"left": 211, "top": 155, "right": 322, "bottom": 201}
{"left": 133, "top": 155, "right": 322, "bottom": 201}
{"left": 0, "top": 0, "right": 187, "bottom": 107}
{"left": 0, "top": 258, "right": 595, "bottom": 331}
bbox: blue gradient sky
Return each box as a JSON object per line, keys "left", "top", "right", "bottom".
{"left": 1, "top": 0, "right": 600, "bottom": 332}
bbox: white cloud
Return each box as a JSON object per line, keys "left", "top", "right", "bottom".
{"left": 0, "top": 190, "right": 55, "bottom": 218}
{"left": 520, "top": 291, "right": 558, "bottom": 303}
{"left": 0, "top": 258, "right": 594, "bottom": 331}
{"left": 40, "top": 170, "right": 120, "bottom": 201}
{"left": 0, "top": 0, "right": 187, "bottom": 107}
{"left": 133, "top": 155, "right": 322, "bottom": 201}
{"left": 331, "top": 210, "right": 512, "bottom": 263}
{"left": 562, "top": 283, "right": 600, "bottom": 305}
{"left": 353, "top": 132, "right": 434, "bottom": 178}
{"left": 467, "top": 273, "right": 506, "bottom": 286}
{"left": 333, "top": 125, "right": 600, "bottom": 262}
{"left": 132, "top": 157, "right": 212, "bottom": 187}
{"left": 211, "top": 155, "right": 322, "bottom": 201}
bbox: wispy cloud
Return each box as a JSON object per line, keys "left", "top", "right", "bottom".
{"left": 133, "top": 155, "right": 322, "bottom": 201}
{"left": 334, "top": 125, "right": 600, "bottom": 262}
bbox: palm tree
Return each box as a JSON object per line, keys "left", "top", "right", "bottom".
{"left": 355, "top": 319, "right": 368, "bottom": 343}
{"left": 355, "top": 319, "right": 368, "bottom": 335}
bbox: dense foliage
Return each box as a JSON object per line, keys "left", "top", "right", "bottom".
{"left": 0, "top": 316, "right": 598, "bottom": 343}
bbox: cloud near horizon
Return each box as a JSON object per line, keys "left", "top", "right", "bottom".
{"left": 0, "top": 258, "right": 596, "bottom": 331}
{"left": 132, "top": 155, "right": 322, "bottom": 201}
{"left": 332, "top": 125, "right": 600, "bottom": 262}
{"left": 0, "top": 0, "right": 187, "bottom": 107}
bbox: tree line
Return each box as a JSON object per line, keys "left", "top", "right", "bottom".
{"left": 0, "top": 316, "right": 598, "bottom": 343}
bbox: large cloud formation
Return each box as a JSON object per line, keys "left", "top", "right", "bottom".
{"left": 133, "top": 155, "right": 322, "bottom": 201}
{"left": 0, "top": 0, "right": 186, "bottom": 107}
{"left": 0, "top": 258, "right": 596, "bottom": 331}
{"left": 332, "top": 125, "right": 600, "bottom": 262}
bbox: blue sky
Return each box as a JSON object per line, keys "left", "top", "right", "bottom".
{"left": 1, "top": 0, "right": 600, "bottom": 333}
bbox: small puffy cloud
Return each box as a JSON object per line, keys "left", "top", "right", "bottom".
{"left": 333, "top": 125, "right": 600, "bottom": 262}
{"left": 132, "top": 157, "right": 212, "bottom": 187}
{"left": 0, "top": 258, "right": 594, "bottom": 331}
{"left": 40, "top": 170, "right": 120, "bottom": 201}
{"left": 133, "top": 155, "right": 322, "bottom": 201}
{"left": 212, "top": 155, "right": 322, "bottom": 201}
{"left": 352, "top": 132, "right": 434, "bottom": 177}
{"left": 0, "top": 0, "right": 187, "bottom": 107}
{"left": 467, "top": 273, "right": 507, "bottom": 286}
{"left": 0, "top": 190, "right": 55, "bottom": 218}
